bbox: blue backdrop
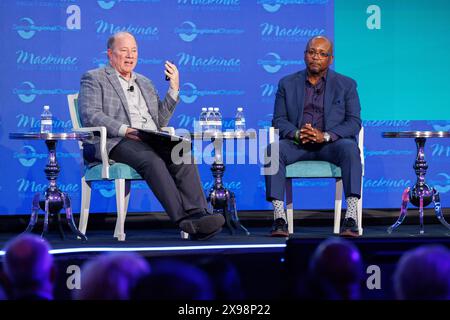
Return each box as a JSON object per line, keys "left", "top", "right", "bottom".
{"left": 0, "top": 0, "right": 448, "bottom": 216}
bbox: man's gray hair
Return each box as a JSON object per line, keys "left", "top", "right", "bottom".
{"left": 107, "top": 31, "right": 135, "bottom": 50}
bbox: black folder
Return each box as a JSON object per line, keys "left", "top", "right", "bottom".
{"left": 132, "top": 128, "right": 191, "bottom": 151}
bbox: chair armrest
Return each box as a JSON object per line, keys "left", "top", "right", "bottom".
{"left": 358, "top": 127, "right": 365, "bottom": 176}
{"left": 269, "top": 127, "right": 277, "bottom": 144}
{"left": 73, "top": 126, "right": 110, "bottom": 179}
{"left": 161, "top": 126, "right": 175, "bottom": 135}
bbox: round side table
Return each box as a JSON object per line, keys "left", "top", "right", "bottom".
{"left": 10, "top": 132, "right": 92, "bottom": 240}
{"left": 191, "top": 130, "right": 257, "bottom": 236}
{"left": 382, "top": 131, "right": 450, "bottom": 234}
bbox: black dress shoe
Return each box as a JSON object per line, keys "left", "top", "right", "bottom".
{"left": 179, "top": 212, "right": 225, "bottom": 237}
{"left": 270, "top": 218, "right": 289, "bottom": 237}
{"left": 190, "top": 227, "right": 223, "bottom": 241}
{"left": 339, "top": 217, "right": 360, "bottom": 237}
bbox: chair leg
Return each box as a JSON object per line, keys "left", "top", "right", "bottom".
{"left": 285, "top": 178, "right": 294, "bottom": 234}
{"left": 180, "top": 231, "right": 189, "bottom": 239}
{"left": 358, "top": 177, "right": 364, "bottom": 235}
{"left": 333, "top": 179, "right": 343, "bottom": 234}
{"left": 114, "top": 179, "right": 129, "bottom": 241}
{"left": 124, "top": 180, "right": 131, "bottom": 216}
{"left": 78, "top": 178, "right": 91, "bottom": 236}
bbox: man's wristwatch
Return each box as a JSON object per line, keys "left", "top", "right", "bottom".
{"left": 323, "top": 132, "right": 331, "bottom": 143}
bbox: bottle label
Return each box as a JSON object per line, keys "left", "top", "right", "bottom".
{"left": 41, "top": 120, "right": 52, "bottom": 125}
{"left": 235, "top": 120, "right": 245, "bottom": 125}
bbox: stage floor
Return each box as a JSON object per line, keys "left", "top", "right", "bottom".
{"left": 0, "top": 224, "right": 448, "bottom": 253}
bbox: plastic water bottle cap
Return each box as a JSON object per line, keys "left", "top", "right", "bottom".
{"left": 202, "top": 107, "right": 207, "bottom": 111}
{"left": 237, "top": 107, "right": 243, "bottom": 112}
{"left": 44, "top": 105, "right": 50, "bottom": 110}
{"left": 208, "top": 107, "right": 213, "bottom": 111}
{"left": 214, "top": 107, "right": 219, "bottom": 111}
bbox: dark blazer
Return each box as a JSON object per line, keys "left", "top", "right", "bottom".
{"left": 273, "top": 69, "right": 361, "bottom": 140}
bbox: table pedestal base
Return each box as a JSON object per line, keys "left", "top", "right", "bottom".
{"left": 23, "top": 138, "right": 88, "bottom": 241}
{"left": 25, "top": 190, "right": 87, "bottom": 241}
{"left": 10, "top": 132, "right": 91, "bottom": 241}
{"left": 208, "top": 162, "right": 250, "bottom": 236}
{"left": 388, "top": 187, "right": 450, "bottom": 234}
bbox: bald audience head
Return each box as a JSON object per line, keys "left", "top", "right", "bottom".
{"left": 309, "top": 238, "right": 363, "bottom": 300}
{"left": 3, "top": 234, "right": 55, "bottom": 300}
{"left": 394, "top": 245, "right": 450, "bottom": 300}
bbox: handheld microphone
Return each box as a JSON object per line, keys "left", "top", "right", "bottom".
{"left": 165, "top": 60, "right": 174, "bottom": 81}
{"left": 128, "top": 85, "right": 134, "bottom": 92}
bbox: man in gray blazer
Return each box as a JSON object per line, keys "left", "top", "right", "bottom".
{"left": 78, "top": 32, "right": 224, "bottom": 240}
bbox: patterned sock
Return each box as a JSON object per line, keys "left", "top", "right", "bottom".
{"left": 272, "top": 199, "right": 286, "bottom": 222}
{"left": 345, "top": 196, "right": 358, "bottom": 222}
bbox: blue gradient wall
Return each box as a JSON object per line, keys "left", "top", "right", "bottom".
{"left": 0, "top": 0, "right": 448, "bottom": 216}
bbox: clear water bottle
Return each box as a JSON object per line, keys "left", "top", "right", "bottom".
{"left": 214, "top": 107, "right": 222, "bottom": 132}
{"left": 235, "top": 107, "right": 246, "bottom": 133}
{"left": 40, "top": 105, "right": 53, "bottom": 133}
{"left": 206, "top": 107, "right": 214, "bottom": 132}
{"left": 198, "top": 107, "right": 207, "bottom": 132}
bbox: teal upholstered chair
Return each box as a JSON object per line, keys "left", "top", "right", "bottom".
{"left": 68, "top": 93, "right": 187, "bottom": 241}
{"left": 269, "top": 127, "right": 364, "bottom": 235}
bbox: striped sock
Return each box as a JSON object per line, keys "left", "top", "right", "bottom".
{"left": 345, "top": 196, "right": 358, "bottom": 222}
{"left": 272, "top": 199, "right": 286, "bottom": 222}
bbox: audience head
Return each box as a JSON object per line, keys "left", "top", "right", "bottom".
{"left": 132, "top": 259, "right": 213, "bottom": 300}
{"left": 308, "top": 237, "right": 363, "bottom": 300}
{"left": 3, "top": 234, "right": 55, "bottom": 300}
{"left": 75, "top": 252, "right": 150, "bottom": 300}
{"left": 196, "top": 256, "right": 245, "bottom": 300}
{"left": 394, "top": 244, "right": 450, "bottom": 300}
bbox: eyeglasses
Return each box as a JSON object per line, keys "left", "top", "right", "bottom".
{"left": 304, "top": 49, "right": 331, "bottom": 59}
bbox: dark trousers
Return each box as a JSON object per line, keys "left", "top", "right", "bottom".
{"left": 109, "top": 139, "right": 208, "bottom": 223}
{"left": 265, "top": 138, "right": 362, "bottom": 201}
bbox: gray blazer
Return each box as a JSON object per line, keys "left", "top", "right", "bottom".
{"left": 78, "top": 65, "right": 179, "bottom": 162}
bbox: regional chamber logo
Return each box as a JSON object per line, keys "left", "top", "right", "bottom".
{"left": 14, "top": 11, "right": 80, "bottom": 40}
{"left": 430, "top": 173, "right": 450, "bottom": 194}
{"left": 14, "top": 144, "right": 79, "bottom": 168}
{"left": 15, "top": 18, "right": 37, "bottom": 39}
{"left": 97, "top": 0, "right": 160, "bottom": 10}
{"left": 176, "top": 0, "right": 240, "bottom": 11}
{"left": 179, "top": 82, "right": 244, "bottom": 104}
{"left": 258, "top": 52, "right": 304, "bottom": 73}
{"left": 15, "top": 82, "right": 36, "bottom": 103}
{"left": 258, "top": 0, "right": 329, "bottom": 13}
{"left": 13, "top": 82, "right": 78, "bottom": 103}
{"left": 14, "top": 145, "right": 43, "bottom": 167}
{"left": 175, "top": 21, "right": 244, "bottom": 42}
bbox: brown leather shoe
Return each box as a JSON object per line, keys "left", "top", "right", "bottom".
{"left": 339, "top": 218, "right": 360, "bottom": 237}
{"left": 270, "top": 218, "right": 289, "bottom": 237}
